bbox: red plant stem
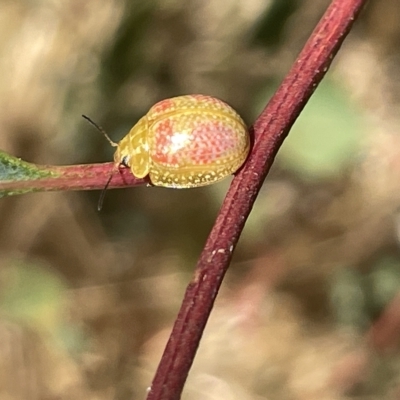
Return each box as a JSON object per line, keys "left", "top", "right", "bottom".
{"left": 0, "top": 162, "right": 147, "bottom": 193}
{"left": 147, "top": 0, "right": 367, "bottom": 399}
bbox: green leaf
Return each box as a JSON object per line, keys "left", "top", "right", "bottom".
{"left": 277, "top": 79, "right": 364, "bottom": 180}
{"left": 0, "top": 150, "right": 55, "bottom": 181}
{"left": 0, "top": 260, "right": 88, "bottom": 353}
{"left": 0, "top": 260, "right": 67, "bottom": 333}
{"left": 0, "top": 150, "right": 57, "bottom": 197}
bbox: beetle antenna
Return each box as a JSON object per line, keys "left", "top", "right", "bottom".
{"left": 97, "top": 168, "right": 115, "bottom": 211}
{"left": 82, "top": 115, "right": 118, "bottom": 147}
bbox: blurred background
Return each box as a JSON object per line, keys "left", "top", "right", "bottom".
{"left": 0, "top": 0, "right": 399, "bottom": 399}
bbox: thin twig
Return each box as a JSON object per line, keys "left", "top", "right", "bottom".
{"left": 147, "top": 0, "right": 367, "bottom": 399}
{"left": 0, "top": 162, "right": 147, "bottom": 194}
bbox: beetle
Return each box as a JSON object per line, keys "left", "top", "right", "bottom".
{"left": 84, "top": 94, "right": 250, "bottom": 209}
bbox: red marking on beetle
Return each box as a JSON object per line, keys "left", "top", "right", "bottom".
{"left": 151, "top": 98, "right": 175, "bottom": 116}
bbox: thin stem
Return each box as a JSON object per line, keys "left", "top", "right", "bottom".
{"left": 0, "top": 163, "right": 147, "bottom": 194}
{"left": 146, "top": 0, "right": 367, "bottom": 399}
